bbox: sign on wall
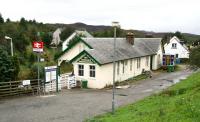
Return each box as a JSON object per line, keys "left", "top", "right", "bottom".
{"left": 22, "top": 80, "right": 30, "bottom": 86}
{"left": 32, "top": 41, "right": 44, "bottom": 52}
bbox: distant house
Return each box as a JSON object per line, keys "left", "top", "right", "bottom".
{"left": 58, "top": 32, "right": 163, "bottom": 89}
{"left": 164, "top": 36, "right": 189, "bottom": 58}
{"left": 62, "top": 30, "right": 93, "bottom": 51}
{"left": 51, "top": 28, "right": 62, "bottom": 46}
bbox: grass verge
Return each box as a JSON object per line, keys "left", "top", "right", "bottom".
{"left": 86, "top": 71, "right": 200, "bottom": 122}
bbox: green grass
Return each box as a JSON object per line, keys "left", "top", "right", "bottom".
{"left": 86, "top": 71, "right": 200, "bottom": 122}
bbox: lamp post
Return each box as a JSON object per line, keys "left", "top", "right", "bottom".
{"left": 5, "top": 36, "right": 13, "bottom": 56}
{"left": 111, "top": 21, "right": 120, "bottom": 114}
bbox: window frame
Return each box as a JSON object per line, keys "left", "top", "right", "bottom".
{"left": 89, "top": 65, "right": 96, "bottom": 78}
{"left": 78, "top": 64, "right": 84, "bottom": 76}
{"left": 136, "top": 58, "right": 141, "bottom": 69}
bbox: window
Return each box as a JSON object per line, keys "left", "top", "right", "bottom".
{"left": 121, "top": 61, "right": 125, "bottom": 73}
{"left": 136, "top": 58, "right": 141, "bottom": 69}
{"left": 78, "top": 65, "right": 84, "bottom": 76}
{"left": 172, "top": 43, "right": 177, "bottom": 49}
{"left": 146, "top": 57, "right": 149, "bottom": 66}
{"left": 117, "top": 62, "right": 120, "bottom": 75}
{"left": 130, "top": 59, "right": 132, "bottom": 71}
{"left": 176, "top": 54, "right": 179, "bottom": 58}
{"left": 89, "top": 65, "right": 95, "bottom": 77}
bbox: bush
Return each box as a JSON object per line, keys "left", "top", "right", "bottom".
{"left": 189, "top": 47, "right": 200, "bottom": 67}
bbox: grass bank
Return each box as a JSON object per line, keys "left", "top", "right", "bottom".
{"left": 87, "top": 71, "right": 200, "bottom": 122}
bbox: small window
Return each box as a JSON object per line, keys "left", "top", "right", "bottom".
{"left": 172, "top": 43, "right": 177, "bottom": 49}
{"left": 89, "top": 65, "right": 95, "bottom": 77}
{"left": 125, "top": 60, "right": 128, "bottom": 65}
{"left": 78, "top": 65, "right": 84, "bottom": 76}
{"left": 137, "top": 58, "right": 141, "bottom": 69}
{"left": 176, "top": 54, "right": 178, "bottom": 58}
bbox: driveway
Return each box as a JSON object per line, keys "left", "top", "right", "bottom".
{"left": 0, "top": 69, "right": 193, "bottom": 122}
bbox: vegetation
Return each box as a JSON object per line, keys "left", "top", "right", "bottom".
{"left": 0, "top": 48, "right": 20, "bottom": 82}
{"left": 86, "top": 71, "right": 200, "bottom": 122}
{"left": 189, "top": 46, "right": 200, "bottom": 68}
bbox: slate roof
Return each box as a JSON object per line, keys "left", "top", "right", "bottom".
{"left": 80, "top": 38, "right": 162, "bottom": 64}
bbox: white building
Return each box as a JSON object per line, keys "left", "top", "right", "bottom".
{"left": 164, "top": 36, "right": 189, "bottom": 58}
{"left": 62, "top": 30, "right": 93, "bottom": 51}
{"left": 51, "top": 28, "right": 62, "bottom": 46}
{"left": 58, "top": 33, "right": 163, "bottom": 89}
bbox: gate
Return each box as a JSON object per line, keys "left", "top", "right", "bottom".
{"left": 60, "top": 73, "right": 76, "bottom": 89}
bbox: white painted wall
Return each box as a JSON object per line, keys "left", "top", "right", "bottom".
{"left": 73, "top": 56, "right": 151, "bottom": 89}
{"left": 164, "top": 36, "right": 189, "bottom": 58}
{"left": 58, "top": 42, "right": 90, "bottom": 65}
{"left": 152, "top": 44, "right": 163, "bottom": 70}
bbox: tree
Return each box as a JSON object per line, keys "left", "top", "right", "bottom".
{"left": 0, "top": 48, "right": 20, "bottom": 82}
{"left": 0, "top": 13, "right": 4, "bottom": 24}
{"left": 41, "top": 32, "right": 52, "bottom": 48}
{"left": 60, "top": 27, "right": 75, "bottom": 41}
{"left": 189, "top": 46, "right": 200, "bottom": 67}
{"left": 6, "top": 18, "right": 10, "bottom": 23}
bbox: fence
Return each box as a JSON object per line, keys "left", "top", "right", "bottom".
{"left": 0, "top": 73, "right": 77, "bottom": 99}
{"left": 0, "top": 79, "right": 44, "bottom": 99}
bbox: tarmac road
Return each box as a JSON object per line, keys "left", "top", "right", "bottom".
{"left": 0, "top": 69, "right": 193, "bottom": 122}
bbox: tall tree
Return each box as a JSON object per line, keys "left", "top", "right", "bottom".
{"left": 0, "top": 13, "right": 4, "bottom": 24}
{"left": 0, "top": 48, "right": 20, "bottom": 82}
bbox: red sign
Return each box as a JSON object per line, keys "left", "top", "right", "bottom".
{"left": 32, "top": 41, "right": 44, "bottom": 52}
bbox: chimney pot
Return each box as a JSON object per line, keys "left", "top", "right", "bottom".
{"left": 126, "top": 32, "right": 134, "bottom": 45}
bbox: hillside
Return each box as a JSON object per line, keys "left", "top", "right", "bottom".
{"left": 49, "top": 22, "right": 200, "bottom": 44}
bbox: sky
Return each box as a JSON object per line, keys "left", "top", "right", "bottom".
{"left": 1, "top": 0, "right": 200, "bottom": 34}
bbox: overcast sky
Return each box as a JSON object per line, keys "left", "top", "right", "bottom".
{"left": 1, "top": 0, "right": 200, "bottom": 34}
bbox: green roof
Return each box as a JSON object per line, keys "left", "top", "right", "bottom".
{"left": 56, "top": 36, "right": 93, "bottom": 60}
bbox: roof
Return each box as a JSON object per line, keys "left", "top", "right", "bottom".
{"left": 75, "top": 30, "right": 93, "bottom": 38}
{"left": 70, "top": 37, "right": 162, "bottom": 65}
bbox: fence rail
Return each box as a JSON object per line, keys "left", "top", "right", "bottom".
{"left": 0, "top": 79, "right": 44, "bottom": 99}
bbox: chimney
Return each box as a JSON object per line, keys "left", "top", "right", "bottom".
{"left": 126, "top": 32, "right": 134, "bottom": 45}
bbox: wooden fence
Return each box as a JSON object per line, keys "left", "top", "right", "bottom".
{"left": 0, "top": 79, "right": 44, "bottom": 99}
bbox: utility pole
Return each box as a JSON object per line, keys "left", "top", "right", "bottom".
{"left": 112, "top": 21, "right": 120, "bottom": 114}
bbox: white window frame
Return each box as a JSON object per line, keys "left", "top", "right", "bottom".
{"left": 172, "top": 43, "right": 177, "bottom": 49}
{"left": 89, "top": 65, "right": 95, "bottom": 78}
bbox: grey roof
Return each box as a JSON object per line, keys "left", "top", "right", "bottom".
{"left": 81, "top": 38, "right": 162, "bottom": 64}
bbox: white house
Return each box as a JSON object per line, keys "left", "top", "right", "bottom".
{"left": 62, "top": 30, "right": 93, "bottom": 51}
{"left": 51, "top": 28, "right": 62, "bottom": 46}
{"left": 164, "top": 36, "right": 189, "bottom": 58}
{"left": 58, "top": 33, "right": 163, "bottom": 89}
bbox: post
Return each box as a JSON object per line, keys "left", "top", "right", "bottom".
{"left": 37, "top": 53, "right": 40, "bottom": 94}
{"left": 10, "top": 38, "right": 13, "bottom": 56}
{"left": 56, "top": 65, "right": 58, "bottom": 92}
{"left": 112, "top": 26, "right": 117, "bottom": 114}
